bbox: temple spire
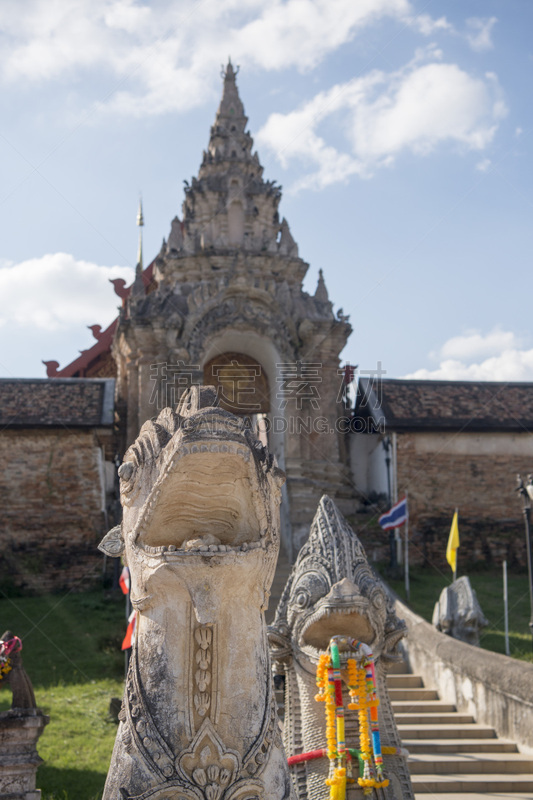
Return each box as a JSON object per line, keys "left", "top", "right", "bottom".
{"left": 315, "top": 269, "right": 330, "bottom": 303}
{"left": 216, "top": 59, "right": 245, "bottom": 124}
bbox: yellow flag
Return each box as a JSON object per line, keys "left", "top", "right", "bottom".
{"left": 446, "top": 510, "right": 460, "bottom": 574}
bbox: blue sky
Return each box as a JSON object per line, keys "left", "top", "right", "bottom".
{"left": 0, "top": 0, "right": 532, "bottom": 381}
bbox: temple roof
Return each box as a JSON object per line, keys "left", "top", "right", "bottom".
{"left": 0, "top": 378, "right": 114, "bottom": 427}
{"left": 356, "top": 378, "right": 533, "bottom": 432}
{"left": 45, "top": 259, "right": 155, "bottom": 378}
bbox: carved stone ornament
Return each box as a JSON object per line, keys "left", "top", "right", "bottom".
{"left": 100, "top": 387, "right": 294, "bottom": 800}
{"left": 99, "top": 524, "right": 125, "bottom": 557}
{"left": 268, "top": 496, "right": 414, "bottom": 800}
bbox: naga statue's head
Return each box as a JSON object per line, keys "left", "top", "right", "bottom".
{"left": 269, "top": 496, "right": 405, "bottom": 671}
{"left": 99, "top": 387, "right": 285, "bottom": 613}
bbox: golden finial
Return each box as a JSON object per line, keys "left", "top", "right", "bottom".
{"left": 137, "top": 196, "right": 144, "bottom": 228}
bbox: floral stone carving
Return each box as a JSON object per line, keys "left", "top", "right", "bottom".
{"left": 268, "top": 496, "right": 414, "bottom": 800}
{"left": 99, "top": 386, "right": 294, "bottom": 800}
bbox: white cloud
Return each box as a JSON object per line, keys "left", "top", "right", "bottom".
{"left": 440, "top": 328, "right": 522, "bottom": 361}
{"left": 257, "top": 54, "right": 506, "bottom": 189}
{"left": 230, "top": 0, "right": 412, "bottom": 71}
{"left": 405, "top": 328, "right": 533, "bottom": 382}
{"left": 410, "top": 13, "right": 452, "bottom": 36}
{"left": 465, "top": 17, "right": 497, "bottom": 52}
{"left": 0, "top": 0, "right": 455, "bottom": 117}
{"left": 0, "top": 253, "right": 133, "bottom": 330}
{"left": 476, "top": 158, "right": 491, "bottom": 172}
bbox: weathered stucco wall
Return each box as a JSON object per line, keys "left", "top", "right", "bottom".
{"left": 396, "top": 598, "right": 533, "bottom": 753}
{"left": 396, "top": 431, "right": 532, "bottom": 569}
{"left": 0, "top": 428, "right": 110, "bottom": 593}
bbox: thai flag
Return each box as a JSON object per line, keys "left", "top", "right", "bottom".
{"left": 379, "top": 497, "right": 408, "bottom": 530}
{"left": 121, "top": 610, "right": 137, "bottom": 651}
{"left": 119, "top": 566, "right": 130, "bottom": 595}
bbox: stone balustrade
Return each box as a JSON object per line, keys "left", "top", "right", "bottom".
{"left": 396, "top": 598, "right": 533, "bottom": 753}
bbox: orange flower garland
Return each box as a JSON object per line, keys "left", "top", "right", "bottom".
{"left": 314, "top": 637, "right": 390, "bottom": 799}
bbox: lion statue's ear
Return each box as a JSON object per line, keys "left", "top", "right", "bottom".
{"left": 98, "top": 524, "right": 125, "bottom": 557}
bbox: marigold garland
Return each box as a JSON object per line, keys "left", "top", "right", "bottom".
{"left": 0, "top": 658, "right": 12, "bottom": 680}
{"left": 0, "top": 635, "right": 22, "bottom": 683}
{"left": 314, "top": 637, "right": 390, "bottom": 800}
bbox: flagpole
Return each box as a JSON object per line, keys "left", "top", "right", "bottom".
{"left": 404, "top": 490, "right": 410, "bottom": 601}
{"left": 125, "top": 579, "right": 131, "bottom": 678}
{"left": 503, "top": 560, "right": 510, "bottom": 656}
{"left": 453, "top": 507, "right": 458, "bottom": 582}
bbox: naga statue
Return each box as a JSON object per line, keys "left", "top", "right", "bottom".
{"left": 432, "top": 575, "right": 488, "bottom": 646}
{"left": 268, "top": 496, "right": 413, "bottom": 800}
{"left": 99, "top": 387, "right": 294, "bottom": 800}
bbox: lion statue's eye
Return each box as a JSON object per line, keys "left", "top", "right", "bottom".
{"left": 118, "top": 461, "right": 135, "bottom": 481}
{"left": 290, "top": 570, "right": 329, "bottom": 613}
{"left": 118, "top": 461, "right": 137, "bottom": 500}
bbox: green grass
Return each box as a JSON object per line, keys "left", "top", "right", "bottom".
{"left": 381, "top": 564, "right": 533, "bottom": 663}
{"left": 0, "top": 590, "right": 126, "bottom": 800}
{"left": 1, "top": 570, "right": 531, "bottom": 798}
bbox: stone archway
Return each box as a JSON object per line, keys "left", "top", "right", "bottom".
{"left": 203, "top": 352, "right": 270, "bottom": 415}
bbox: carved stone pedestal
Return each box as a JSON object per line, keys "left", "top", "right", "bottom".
{"left": 0, "top": 709, "right": 49, "bottom": 800}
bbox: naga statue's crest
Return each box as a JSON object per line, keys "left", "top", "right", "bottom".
{"left": 100, "top": 387, "right": 293, "bottom": 800}
{"left": 269, "top": 496, "right": 413, "bottom": 800}
{"left": 269, "top": 496, "right": 405, "bottom": 669}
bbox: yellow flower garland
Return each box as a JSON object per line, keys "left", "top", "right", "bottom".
{"left": 0, "top": 659, "right": 12, "bottom": 680}
{"left": 315, "top": 639, "right": 390, "bottom": 800}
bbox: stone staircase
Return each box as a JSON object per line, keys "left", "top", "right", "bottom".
{"left": 388, "top": 662, "right": 533, "bottom": 799}
{"left": 266, "top": 553, "right": 533, "bottom": 798}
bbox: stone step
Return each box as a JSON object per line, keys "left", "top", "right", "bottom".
{"left": 386, "top": 674, "right": 423, "bottom": 688}
{"left": 386, "top": 659, "right": 409, "bottom": 675}
{"left": 410, "top": 773, "right": 533, "bottom": 793}
{"left": 388, "top": 688, "right": 439, "bottom": 701}
{"left": 414, "top": 794, "right": 533, "bottom": 800}
{"left": 387, "top": 649, "right": 529, "bottom": 798}
{"left": 403, "top": 738, "right": 519, "bottom": 754}
{"left": 391, "top": 700, "right": 460, "bottom": 722}
{"left": 397, "top": 723, "right": 496, "bottom": 740}
{"left": 396, "top": 713, "right": 475, "bottom": 725}
{"left": 408, "top": 752, "right": 533, "bottom": 775}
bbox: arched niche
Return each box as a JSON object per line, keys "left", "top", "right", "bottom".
{"left": 203, "top": 352, "right": 269, "bottom": 415}
{"left": 200, "top": 330, "right": 293, "bottom": 553}
{"left": 228, "top": 201, "right": 244, "bottom": 245}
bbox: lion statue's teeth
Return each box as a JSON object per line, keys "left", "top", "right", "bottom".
{"left": 183, "top": 534, "right": 221, "bottom": 551}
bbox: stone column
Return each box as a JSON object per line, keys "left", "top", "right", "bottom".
{"left": 126, "top": 358, "right": 140, "bottom": 447}
{"left": 0, "top": 709, "right": 49, "bottom": 799}
{"left": 138, "top": 355, "right": 159, "bottom": 429}
{"left": 282, "top": 338, "right": 354, "bottom": 553}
